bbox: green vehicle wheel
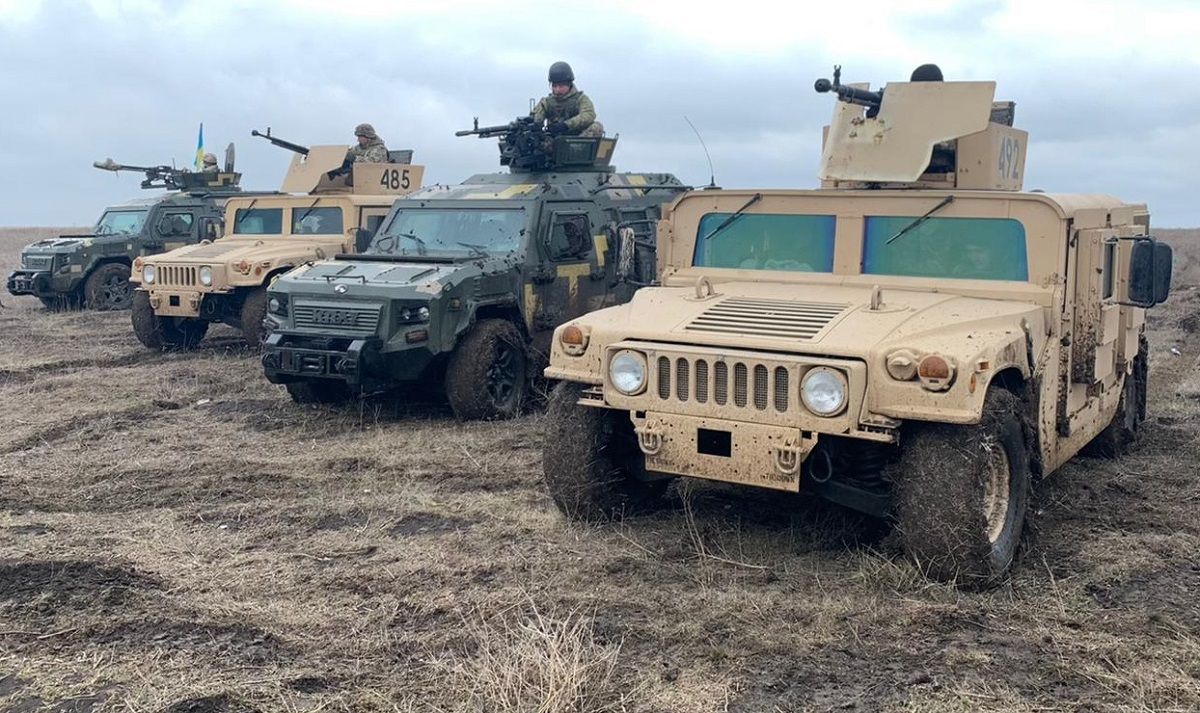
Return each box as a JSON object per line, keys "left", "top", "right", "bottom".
{"left": 84, "top": 263, "right": 133, "bottom": 310}
{"left": 444, "top": 319, "right": 527, "bottom": 420}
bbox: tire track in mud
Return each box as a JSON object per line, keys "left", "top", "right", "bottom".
{"left": 0, "top": 350, "right": 164, "bottom": 386}
{"left": 0, "top": 403, "right": 156, "bottom": 454}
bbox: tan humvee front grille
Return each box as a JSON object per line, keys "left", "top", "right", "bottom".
{"left": 292, "top": 303, "right": 381, "bottom": 334}
{"left": 685, "top": 297, "right": 848, "bottom": 340}
{"left": 158, "top": 266, "right": 197, "bottom": 287}
{"left": 656, "top": 355, "right": 790, "bottom": 413}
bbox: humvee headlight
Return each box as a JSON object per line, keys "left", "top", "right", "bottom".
{"left": 609, "top": 350, "right": 647, "bottom": 395}
{"left": 142, "top": 265, "right": 156, "bottom": 284}
{"left": 801, "top": 367, "right": 847, "bottom": 417}
{"left": 198, "top": 266, "right": 213, "bottom": 286}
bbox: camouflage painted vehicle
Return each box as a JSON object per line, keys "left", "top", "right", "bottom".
{"left": 261, "top": 120, "right": 686, "bottom": 418}
{"left": 540, "top": 69, "right": 1174, "bottom": 586}
{"left": 130, "top": 132, "right": 424, "bottom": 349}
{"left": 6, "top": 152, "right": 254, "bottom": 310}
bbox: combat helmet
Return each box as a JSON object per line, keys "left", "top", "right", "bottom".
{"left": 354, "top": 123, "right": 377, "bottom": 139}
{"left": 548, "top": 61, "right": 574, "bottom": 84}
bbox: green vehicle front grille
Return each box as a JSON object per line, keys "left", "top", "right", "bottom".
{"left": 292, "top": 302, "right": 381, "bottom": 334}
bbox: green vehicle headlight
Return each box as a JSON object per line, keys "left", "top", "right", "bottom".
{"left": 267, "top": 293, "right": 288, "bottom": 316}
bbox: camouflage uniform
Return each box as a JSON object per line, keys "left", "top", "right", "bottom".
{"left": 347, "top": 123, "right": 390, "bottom": 163}
{"left": 532, "top": 87, "right": 604, "bottom": 138}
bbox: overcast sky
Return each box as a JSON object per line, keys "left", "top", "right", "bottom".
{"left": 1, "top": 0, "right": 1198, "bottom": 226}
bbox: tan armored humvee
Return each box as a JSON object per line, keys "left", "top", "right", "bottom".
{"left": 540, "top": 70, "right": 1174, "bottom": 586}
{"left": 129, "top": 144, "right": 425, "bottom": 349}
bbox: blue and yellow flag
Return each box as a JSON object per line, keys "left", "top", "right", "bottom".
{"left": 193, "top": 123, "right": 204, "bottom": 171}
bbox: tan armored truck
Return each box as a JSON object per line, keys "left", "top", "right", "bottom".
{"left": 540, "top": 69, "right": 1174, "bottom": 586}
{"left": 130, "top": 133, "right": 424, "bottom": 349}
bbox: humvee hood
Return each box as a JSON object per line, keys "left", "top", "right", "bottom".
{"left": 602, "top": 283, "right": 1042, "bottom": 356}
{"left": 149, "top": 239, "right": 338, "bottom": 266}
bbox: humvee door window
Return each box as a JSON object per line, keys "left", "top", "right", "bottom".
{"left": 94, "top": 209, "right": 148, "bottom": 235}
{"left": 292, "top": 207, "right": 344, "bottom": 235}
{"left": 862, "top": 217, "right": 1028, "bottom": 281}
{"left": 233, "top": 208, "right": 284, "bottom": 235}
{"left": 692, "top": 213, "right": 835, "bottom": 272}
{"left": 549, "top": 214, "right": 592, "bottom": 260}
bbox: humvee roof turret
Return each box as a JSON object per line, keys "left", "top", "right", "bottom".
{"left": 129, "top": 130, "right": 424, "bottom": 349}
{"left": 261, "top": 120, "right": 686, "bottom": 418}
{"left": 539, "top": 68, "right": 1174, "bottom": 587}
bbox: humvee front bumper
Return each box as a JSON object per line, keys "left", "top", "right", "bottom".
{"left": 631, "top": 411, "right": 817, "bottom": 492}
{"left": 6, "top": 270, "right": 53, "bottom": 298}
{"left": 146, "top": 289, "right": 205, "bottom": 318}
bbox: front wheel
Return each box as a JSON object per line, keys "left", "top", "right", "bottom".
{"left": 444, "top": 319, "right": 527, "bottom": 420}
{"left": 84, "top": 263, "right": 133, "bottom": 310}
{"left": 892, "top": 389, "right": 1032, "bottom": 588}
{"left": 131, "top": 291, "right": 209, "bottom": 350}
{"left": 542, "top": 381, "right": 667, "bottom": 521}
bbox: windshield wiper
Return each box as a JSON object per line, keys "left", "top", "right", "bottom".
{"left": 395, "top": 231, "right": 427, "bottom": 255}
{"left": 292, "top": 197, "right": 322, "bottom": 226}
{"left": 455, "top": 241, "right": 489, "bottom": 257}
{"left": 885, "top": 195, "right": 955, "bottom": 244}
{"left": 700, "top": 192, "right": 762, "bottom": 243}
{"left": 235, "top": 198, "right": 260, "bottom": 227}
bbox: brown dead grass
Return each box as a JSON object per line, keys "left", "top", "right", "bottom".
{"left": 0, "top": 227, "right": 1198, "bottom": 712}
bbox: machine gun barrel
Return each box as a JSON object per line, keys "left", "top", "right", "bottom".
{"left": 455, "top": 116, "right": 537, "bottom": 138}
{"left": 93, "top": 158, "right": 165, "bottom": 173}
{"left": 814, "top": 65, "right": 884, "bottom": 110}
{"left": 251, "top": 128, "right": 309, "bottom": 155}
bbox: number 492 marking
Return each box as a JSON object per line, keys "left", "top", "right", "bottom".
{"left": 379, "top": 168, "right": 411, "bottom": 191}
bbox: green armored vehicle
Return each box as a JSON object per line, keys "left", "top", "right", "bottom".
{"left": 261, "top": 119, "right": 686, "bottom": 418}
{"left": 6, "top": 149, "right": 261, "bottom": 310}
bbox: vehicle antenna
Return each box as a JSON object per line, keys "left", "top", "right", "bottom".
{"left": 684, "top": 116, "right": 716, "bottom": 189}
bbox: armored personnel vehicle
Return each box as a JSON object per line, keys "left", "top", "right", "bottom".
{"left": 539, "top": 68, "right": 1174, "bottom": 586}
{"left": 130, "top": 130, "right": 425, "bottom": 349}
{"left": 261, "top": 118, "right": 685, "bottom": 418}
{"left": 6, "top": 147, "right": 256, "bottom": 310}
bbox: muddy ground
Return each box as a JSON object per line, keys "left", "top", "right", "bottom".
{"left": 1, "top": 227, "right": 1198, "bottom": 713}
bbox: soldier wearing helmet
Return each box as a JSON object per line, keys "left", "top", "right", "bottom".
{"left": 201, "top": 152, "right": 220, "bottom": 175}
{"left": 531, "top": 61, "right": 604, "bottom": 138}
{"left": 346, "top": 123, "right": 390, "bottom": 164}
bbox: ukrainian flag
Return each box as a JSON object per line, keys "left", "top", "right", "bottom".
{"left": 193, "top": 123, "right": 204, "bottom": 171}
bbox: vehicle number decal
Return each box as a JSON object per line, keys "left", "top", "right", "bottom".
{"left": 379, "top": 168, "right": 412, "bottom": 191}
{"left": 998, "top": 136, "right": 1021, "bottom": 180}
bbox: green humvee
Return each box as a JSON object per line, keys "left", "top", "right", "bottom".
{"left": 261, "top": 121, "right": 686, "bottom": 419}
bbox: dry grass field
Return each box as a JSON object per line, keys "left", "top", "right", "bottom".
{"left": 1, "top": 226, "right": 1198, "bottom": 713}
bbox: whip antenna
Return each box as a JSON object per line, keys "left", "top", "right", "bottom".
{"left": 684, "top": 116, "right": 716, "bottom": 188}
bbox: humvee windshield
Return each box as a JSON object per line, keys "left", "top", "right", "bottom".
{"left": 233, "top": 208, "right": 284, "bottom": 235}
{"left": 863, "top": 216, "right": 1028, "bottom": 281}
{"left": 94, "top": 209, "right": 149, "bottom": 236}
{"left": 371, "top": 208, "right": 526, "bottom": 257}
{"left": 292, "top": 207, "right": 344, "bottom": 235}
{"left": 693, "top": 213, "right": 836, "bottom": 272}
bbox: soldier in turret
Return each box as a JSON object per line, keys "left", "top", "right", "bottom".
{"left": 532, "top": 61, "right": 604, "bottom": 138}
{"left": 201, "top": 152, "right": 220, "bottom": 174}
{"left": 346, "top": 123, "right": 389, "bottom": 163}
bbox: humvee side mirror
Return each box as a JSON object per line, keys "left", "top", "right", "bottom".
{"left": 1127, "top": 237, "right": 1172, "bottom": 307}
{"left": 354, "top": 228, "right": 373, "bottom": 253}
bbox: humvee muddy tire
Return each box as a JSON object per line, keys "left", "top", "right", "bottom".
{"left": 1083, "top": 334, "right": 1149, "bottom": 458}
{"left": 84, "top": 263, "right": 133, "bottom": 310}
{"left": 444, "top": 319, "right": 527, "bottom": 420}
{"left": 893, "top": 389, "right": 1031, "bottom": 588}
{"left": 285, "top": 380, "right": 352, "bottom": 405}
{"left": 131, "top": 291, "right": 209, "bottom": 350}
{"left": 239, "top": 287, "right": 271, "bottom": 349}
{"left": 543, "top": 381, "right": 667, "bottom": 521}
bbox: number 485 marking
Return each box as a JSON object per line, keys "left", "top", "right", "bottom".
{"left": 379, "top": 168, "right": 411, "bottom": 191}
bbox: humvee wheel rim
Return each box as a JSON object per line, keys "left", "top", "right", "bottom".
{"left": 485, "top": 341, "right": 519, "bottom": 407}
{"left": 983, "top": 446, "right": 1011, "bottom": 544}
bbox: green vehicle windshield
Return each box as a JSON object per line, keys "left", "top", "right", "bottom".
{"left": 370, "top": 208, "right": 527, "bottom": 257}
{"left": 94, "top": 209, "right": 149, "bottom": 236}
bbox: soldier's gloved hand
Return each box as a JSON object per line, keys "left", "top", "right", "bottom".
{"left": 547, "top": 121, "right": 569, "bottom": 136}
